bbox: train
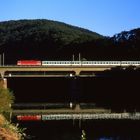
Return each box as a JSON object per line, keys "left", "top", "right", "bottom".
{"left": 17, "top": 60, "right": 140, "bottom": 66}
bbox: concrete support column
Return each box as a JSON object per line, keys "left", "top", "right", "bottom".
{"left": 0, "top": 71, "right": 5, "bottom": 78}
{"left": 75, "top": 70, "right": 81, "bottom": 76}
{"left": 0, "top": 78, "right": 7, "bottom": 89}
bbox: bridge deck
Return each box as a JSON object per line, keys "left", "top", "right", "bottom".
{"left": 0, "top": 66, "right": 112, "bottom": 77}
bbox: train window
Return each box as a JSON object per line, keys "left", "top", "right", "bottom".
{"left": 83, "top": 61, "right": 86, "bottom": 64}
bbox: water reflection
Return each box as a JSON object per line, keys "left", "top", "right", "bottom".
{"left": 17, "top": 120, "right": 140, "bottom": 140}
{"left": 98, "top": 138, "right": 113, "bottom": 140}
{"left": 97, "top": 137, "right": 133, "bottom": 140}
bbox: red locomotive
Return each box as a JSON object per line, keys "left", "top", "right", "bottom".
{"left": 17, "top": 60, "right": 41, "bottom": 66}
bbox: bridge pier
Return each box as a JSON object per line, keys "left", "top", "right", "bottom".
{"left": 0, "top": 78, "right": 7, "bottom": 89}
{"left": 75, "top": 70, "right": 80, "bottom": 76}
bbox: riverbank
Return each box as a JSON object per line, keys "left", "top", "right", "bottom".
{"left": 0, "top": 114, "right": 24, "bottom": 140}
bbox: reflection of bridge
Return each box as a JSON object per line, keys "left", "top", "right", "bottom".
{"left": 11, "top": 104, "right": 140, "bottom": 121}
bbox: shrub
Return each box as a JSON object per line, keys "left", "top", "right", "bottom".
{"left": 0, "top": 88, "right": 14, "bottom": 113}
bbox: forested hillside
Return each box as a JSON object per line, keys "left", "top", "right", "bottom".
{"left": 0, "top": 19, "right": 103, "bottom": 64}
{"left": 0, "top": 19, "right": 140, "bottom": 64}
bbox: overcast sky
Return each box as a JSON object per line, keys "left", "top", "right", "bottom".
{"left": 0, "top": 0, "right": 140, "bottom": 36}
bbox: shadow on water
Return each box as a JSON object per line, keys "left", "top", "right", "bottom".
{"left": 18, "top": 120, "right": 140, "bottom": 140}
{"left": 7, "top": 75, "right": 140, "bottom": 111}
{"left": 19, "top": 121, "right": 81, "bottom": 140}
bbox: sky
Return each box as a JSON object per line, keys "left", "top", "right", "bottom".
{"left": 0, "top": 0, "right": 140, "bottom": 36}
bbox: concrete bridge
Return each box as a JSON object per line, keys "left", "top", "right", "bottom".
{"left": 0, "top": 65, "right": 112, "bottom": 88}
{"left": 0, "top": 65, "right": 112, "bottom": 78}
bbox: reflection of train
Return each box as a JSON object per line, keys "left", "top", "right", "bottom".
{"left": 17, "top": 60, "right": 140, "bottom": 66}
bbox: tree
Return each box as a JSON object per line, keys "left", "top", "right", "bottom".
{"left": 0, "top": 88, "right": 14, "bottom": 113}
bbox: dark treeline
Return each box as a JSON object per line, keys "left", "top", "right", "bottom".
{"left": 0, "top": 19, "right": 140, "bottom": 64}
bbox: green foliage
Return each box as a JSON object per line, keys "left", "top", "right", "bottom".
{"left": 0, "top": 19, "right": 104, "bottom": 64}
{"left": 0, "top": 19, "right": 140, "bottom": 63}
{"left": 0, "top": 19, "right": 102, "bottom": 47}
{"left": 0, "top": 88, "right": 14, "bottom": 113}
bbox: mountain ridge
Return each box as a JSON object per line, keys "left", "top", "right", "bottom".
{"left": 0, "top": 19, "right": 140, "bottom": 64}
